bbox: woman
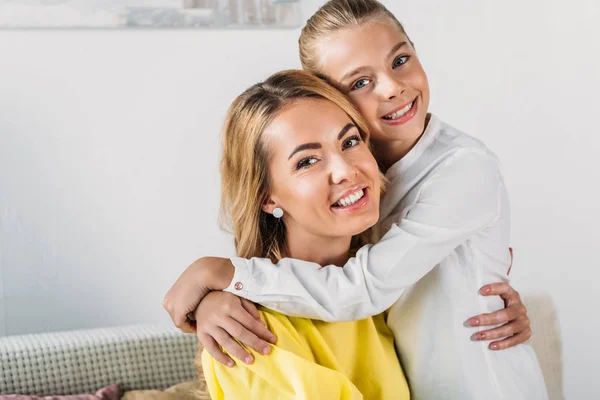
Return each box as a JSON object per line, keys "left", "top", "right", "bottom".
{"left": 198, "top": 69, "right": 410, "bottom": 399}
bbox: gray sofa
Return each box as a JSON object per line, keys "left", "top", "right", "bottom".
{"left": 0, "top": 324, "right": 199, "bottom": 396}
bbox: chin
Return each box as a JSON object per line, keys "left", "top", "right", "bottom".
{"left": 349, "top": 215, "right": 379, "bottom": 237}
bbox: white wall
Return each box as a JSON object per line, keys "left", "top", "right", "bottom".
{"left": 0, "top": 0, "right": 598, "bottom": 398}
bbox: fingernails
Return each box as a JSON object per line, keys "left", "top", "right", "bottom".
{"left": 262, "top": 346, "right": 271, "bottom": 355}
{"left": 470, "top": 332, "right": 485, "bottom": 341}
{"left": 269, "top": 335, "right": 277, "bottom": 344}
{"left": 226, "top": 360, "right": 234, "bottom": 367}
{"left": 480, "top": 286, "right": 491, "bottom": 295}
{"left": 245, "top": 356, "right": 254, "bottom": 364}
{"left": 490, "top": 343, "right": 499, "bottom": 350}
{"left": 465, "top": 318, "right": 480, "bottom": 327}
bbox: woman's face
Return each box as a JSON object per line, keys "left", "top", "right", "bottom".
{"left": 262, "top": 98, "right": 380, "bottom": 241}
{"left": 316, "top": 19, "right": 430, "bottom": 147}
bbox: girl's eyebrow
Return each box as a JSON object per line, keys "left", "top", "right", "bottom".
{"left": 340, "top": 41, "right": 408, "bottom": 83}
{"left": 340, "top": 66, "right": 370, "bottom": 83}
{"left": 388, "top": 41, "right": 408, "bottom": 58}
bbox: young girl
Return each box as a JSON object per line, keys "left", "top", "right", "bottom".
{"left": 199, "top": 69, "right": 410, "bottom": 399}
{"left": 166, "top": 0, "right": 548, "bottom": 398}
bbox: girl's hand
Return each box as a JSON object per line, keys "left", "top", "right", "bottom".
{"left": 194, "top": 291, "right": 277, "bottom": 367}
{"left": 466, "top": 282, "right": 531, "bottom": 350}
{"left": 163, "top": 257, "right": 234, "bottom": 333}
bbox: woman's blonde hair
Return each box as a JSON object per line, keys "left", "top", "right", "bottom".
{"left": 220, "top": 70, "right": 375, "bottom": 263}
{"left": 299, "top": 0, "right": 412, "bottom": 74}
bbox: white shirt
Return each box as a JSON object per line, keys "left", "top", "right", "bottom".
{"left": 225, "top": 114, "right": 548, "bottom": 399}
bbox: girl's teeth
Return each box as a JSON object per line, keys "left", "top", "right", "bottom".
{"left": 334, "top": 189, "right": 365, "bottom": 207}
{"left": 383, "top": 101, "right": 414, "bottom": 120}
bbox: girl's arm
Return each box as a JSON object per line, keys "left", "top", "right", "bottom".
{"left": 221, "top": 149, "right": 504, "bottom": 321}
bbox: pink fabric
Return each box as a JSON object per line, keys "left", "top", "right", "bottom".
{"left": 1, "top": 385, "right": 120, "bottom": 400}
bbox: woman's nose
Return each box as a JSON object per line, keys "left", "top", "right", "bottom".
{"left": 329, "top": 155, "right": 359, "bottom": 185}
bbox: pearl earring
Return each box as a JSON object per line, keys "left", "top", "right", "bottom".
{"left": 273, "top": 207, "right": 284, "bottom": 219}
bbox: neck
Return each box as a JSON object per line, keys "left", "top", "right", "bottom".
{"left": 284, "top": 226, "right": 351, "bottom": 267}
{"left": 371, "top": 136, "right": 421, "bottom": 171}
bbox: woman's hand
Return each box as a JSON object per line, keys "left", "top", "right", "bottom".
{"left": 195, "top": 291, "right": 277, "bottom": 367}
{"left": 466, "top": 282, "right": 531, "bottom": 350}
{"left": 163, "top": 257, "right": 235, "bottom": 333}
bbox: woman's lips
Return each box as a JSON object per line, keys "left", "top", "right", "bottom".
{"left": 331, "top": 188, "right": 370, "bottom": 213}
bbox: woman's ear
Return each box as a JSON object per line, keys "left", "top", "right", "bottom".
{"left": 261, "top": 196, "right": 278, "bottom": 215}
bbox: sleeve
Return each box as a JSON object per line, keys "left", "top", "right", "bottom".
{"left": 201, "top": 320, "right": 363, "bottom": 400}
{"left": 224, "top": 149, "right": 503, "bottom": 321}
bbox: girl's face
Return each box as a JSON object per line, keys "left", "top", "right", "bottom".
{"left": 262, "top": 98, "right": 381, "bottom": 242}
{"left": 317, "top": 19, "right": 430, "bottom": 148}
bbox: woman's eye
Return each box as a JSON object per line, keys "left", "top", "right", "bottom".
{"left": 342, "top": 135, "right": 361, "bottom": 150}
{"left": 393, "top": 55, "right": 409, "bottom": 68}
{"left": 351, "top": 78, "right": 370, "bottom": 91}
{"left": 296, "top": 157, "right": 318, "bottom": 170}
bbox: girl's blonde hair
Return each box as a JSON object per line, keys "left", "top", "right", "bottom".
{"left": 220, "top": 70, "right": 374, "bottom": 262}
{"left": 299, "top": 0, "right": 412, "bottom": 74}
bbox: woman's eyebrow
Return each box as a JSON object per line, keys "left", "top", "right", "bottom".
{"left": 288, "top": 142, "right": 322, "bottom": 160}
{"left": 287, "top": 123, "right": 355, "bottom": 160}
{"left": 337, "top": 123, "right": 356, "bottom": 140}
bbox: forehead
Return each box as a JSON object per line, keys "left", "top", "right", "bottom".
{"left": 264, "top": 98, "right": 353, "bottom": 150}
{"left": 319, "top": 20, "right": 409, "bottom": 80}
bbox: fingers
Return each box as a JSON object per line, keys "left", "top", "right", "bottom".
{"left": 222, "top": 318, "right": 272, "bottom": 356}
{"left": 198, "top": 332, "right": 235, "bottom": 367}
{"left": 233, "top": 304, "right": 277, "bottom": 344}
{"left": 467, "top": 303, "right": 526, "bottom": 327}
{"left": 471, "top": 317, "right": 529, "bottom": 341}
{"left": 174, "top": 313, "right": 197, "bottom": 334}
{"left": 479, "top": 282, "right": 522, "bottom": 307}
{"left": 479, "top": 282, "right": 514, "bottom": 297}
{"left": 240, "top": 298, "right": 261, "bottom": 320}
{"left": 210, "top": 326, "right": 255, "bottom": 365}
{"left": 488, "top": 327, "right": 532, "bottom": 351}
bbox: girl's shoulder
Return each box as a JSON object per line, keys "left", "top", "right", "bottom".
{"left": 432, "top": 114, "right": 497, "bottom": 159}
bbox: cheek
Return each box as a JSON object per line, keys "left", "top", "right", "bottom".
{"left": 282, "top": 176, "right": 329, "bottom": 213}
{"left": 349, "top": 93, "right": 378, "bottom": 119}
{"left": 357, "top": 152, "right": 381, "bottom": 181}
{"left": 411, "top": 63, "right": 430, "bottom": 99}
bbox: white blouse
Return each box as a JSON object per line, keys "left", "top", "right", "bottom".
{"left": 224, "top": 114, "right": 548, "bottom": 399}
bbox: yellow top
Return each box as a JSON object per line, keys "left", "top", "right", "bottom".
{"left": 202, "top": 307, "right": 410, "bottom": 400}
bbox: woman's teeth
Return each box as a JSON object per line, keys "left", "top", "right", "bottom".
{"left": 334, "top": 189, "right": 364, "bottom": 207}
{"left": 382, "top": 101, "right": 414, "bottom": 120}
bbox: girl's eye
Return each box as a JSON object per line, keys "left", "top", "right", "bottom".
{"left": 351, "top": 78, "right": 370, "bottom": 91}
{"left": 393, "top": 55, "right": 409, "bottom": 68}
{"left": 342, "top": 135, "right": 361, "bottom": 150}
{"left": 296, "top": 157, "right": 319, "bottom": 170}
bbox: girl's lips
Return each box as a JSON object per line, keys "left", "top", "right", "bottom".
{"left": 330, "top": 188, "right": 370, "bottom": 213}
{"left": 380, "top": 98, "right": 418, "bottom": 126}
